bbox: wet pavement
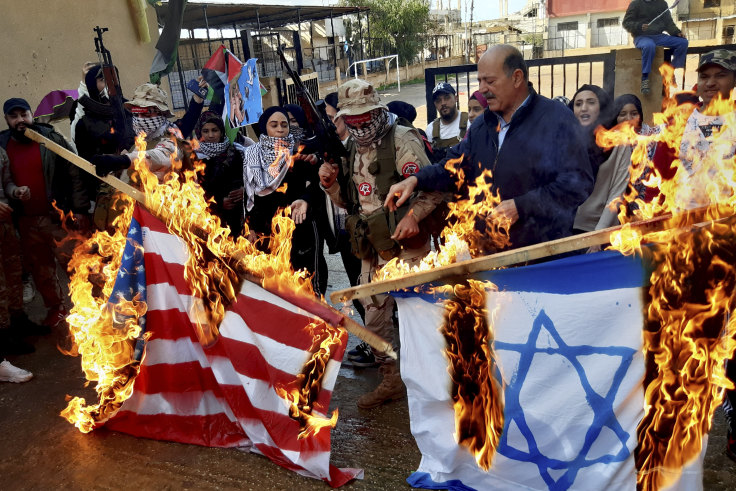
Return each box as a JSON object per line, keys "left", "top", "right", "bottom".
{"left": 1, "top": 253, "right": 735, "bottom": 490}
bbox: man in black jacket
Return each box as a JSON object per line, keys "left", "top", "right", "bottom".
{"left": 623, "top": 0, "right": 688, "bottom": 95}
{"left": 385, "top": 45, "right": 593, "bottom": 253}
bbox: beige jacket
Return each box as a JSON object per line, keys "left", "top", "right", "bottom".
{"left": 325, "top": 125, "right": 442, "bottom": 221}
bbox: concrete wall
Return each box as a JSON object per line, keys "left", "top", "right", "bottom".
{"left": 548, "top": 0, "right": 629, "bottom": 17}
{"left": 614, "top": 48, "right": 666, "bottom": 126}
{"left": 1, "top": 1, "right": 160, "bottom": 130}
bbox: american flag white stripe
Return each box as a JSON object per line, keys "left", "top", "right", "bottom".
{"left": 105, "top": 206, "right": 361, "bottom": 486}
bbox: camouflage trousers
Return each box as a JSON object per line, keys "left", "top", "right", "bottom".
{"left": 359, "top": 242, "right": 430, "bottom": 364}
{"left": 0, "top": 221, "right": 23, "bottom": 329}
{"left": 17, "top": 215, "right": 74, "bottom": 309}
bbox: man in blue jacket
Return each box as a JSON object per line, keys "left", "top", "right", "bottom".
{"left": 385, "top": 44, "right": 594, "bottom": 252}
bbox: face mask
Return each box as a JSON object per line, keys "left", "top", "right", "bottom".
{"left": 346, "top": 109, "right": 389, "bottom": 146}
{"left": 132, "top": 115, "right": 168, "bottom": 138}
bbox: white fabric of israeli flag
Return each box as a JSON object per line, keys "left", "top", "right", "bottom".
{"left": 395, "top": 251, "right": 706, "bottom": 491}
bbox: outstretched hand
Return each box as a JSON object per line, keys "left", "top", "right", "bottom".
{"left": 291, "top": 199, "right": 309, "bottom": 224}
{"left": 384, "top": 176, "right": 418, "bottom": 211}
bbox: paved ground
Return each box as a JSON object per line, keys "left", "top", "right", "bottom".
{"left": 1, "top": 251, "right": 735, "bottom": 489}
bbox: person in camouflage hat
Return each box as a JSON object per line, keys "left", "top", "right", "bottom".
{"left": 318, "top": 79, "right": 443, "bottom": 409}
{"left": 696, "top": 49, "right": 736, "bottom": 107}
{"left": 91, "top": 83, "right": 183, "bottom": 182}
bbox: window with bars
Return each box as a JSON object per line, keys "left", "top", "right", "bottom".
{"left": 557, "top": 21, "right": 579, "bottom": 32}
{"left": 704, "top": 0, "right": 721, "bottom": 7}
{"left": 596, "top": 18, "right": 620, "bottom": 28}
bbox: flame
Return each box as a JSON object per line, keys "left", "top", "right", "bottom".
{"left": 275, "top": 321, "right": 345, "bottom": 439}
{"left": 376, "top": 156, "right": 509, "bottom": 283}
{"left": 373, "top": 156, "right": 508, "bottom": 468}
{"left": 60, "top": 192, "right": 145, "bottom": 432}
{"left": 599, "top": 65, "right": 736, "bottom": 489}
{"left": 442, "top": 279, "right": 504, "bottom": 470}
{"left": 63, "top": 130, "right": 342, "bottom": 433}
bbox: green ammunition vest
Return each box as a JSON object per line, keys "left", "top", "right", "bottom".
{"left": 431, "top": 111, "right": 469, "bottom": 149}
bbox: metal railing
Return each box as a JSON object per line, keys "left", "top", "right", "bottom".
{"left": 424, "top": 51, "right": 616, "bottom": 122}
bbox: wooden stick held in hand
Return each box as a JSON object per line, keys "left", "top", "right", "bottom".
{"left": 24, "top": 128, "right": 396, "bottom": 359}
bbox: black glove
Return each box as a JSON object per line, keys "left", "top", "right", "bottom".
{"left": 91, "top": 154, "right": 131, "bottom": 177}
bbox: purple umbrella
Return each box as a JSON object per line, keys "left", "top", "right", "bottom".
{"left": 34, "top": 90, "right": 78, "bottom": 121}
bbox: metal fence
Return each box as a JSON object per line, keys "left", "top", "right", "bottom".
{"left": 423, "top": 51, "right": 616, "bottom": 122}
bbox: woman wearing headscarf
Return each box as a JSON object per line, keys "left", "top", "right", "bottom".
{"left": 243, "top": 106, "right": 327, "bottom": 296}
{"left": 467, "top": 90, "right": 488, "bottom": 125}
{"left": 611, "top": 94, "right": 662, "bottom": 208}
{"left": 194, "top": 111, "right": 249, "bottom": 237}
{"left": 570, "top": 85, "right": 633, "bottom": 237}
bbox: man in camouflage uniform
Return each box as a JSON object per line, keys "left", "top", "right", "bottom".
{"left": 319, "top": 79, "right": 442, "bottom": 409}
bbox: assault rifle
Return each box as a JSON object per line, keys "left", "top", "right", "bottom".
{"left": 276, "top": 46, "right": 348, "bottom": 162}
{"left": 93, "top": 26, "right": 135, "bottom": 152}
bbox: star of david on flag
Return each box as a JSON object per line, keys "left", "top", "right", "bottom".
{"left": 394, "top": 251, "right": 707, "bottom": 491}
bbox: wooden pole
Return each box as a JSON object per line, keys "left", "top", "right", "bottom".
{"left": 25, "top": 128, "right": 396, "bottom": 359}
{"left": 329, "top": 206, "right": 716, "bottom": 304}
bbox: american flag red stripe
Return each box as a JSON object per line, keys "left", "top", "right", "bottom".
{"left": 105, "top": 207, "right": 362, "bottom": 486}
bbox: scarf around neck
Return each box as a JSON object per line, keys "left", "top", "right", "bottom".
{"left": 196, "top": 141, "right": 230, "bottom": 159}
{"left": 242, "top": 133, "right": 295, "bottom": 211}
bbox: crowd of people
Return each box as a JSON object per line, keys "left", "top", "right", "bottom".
{"left": 0, "top": 39, "right": 733, "bottom": 462}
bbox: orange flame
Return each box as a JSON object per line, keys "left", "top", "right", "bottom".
{"left": 63, "top": 130, "right": 342, "bottom": 433}
{"left": 442, "top": 279, "right": 504, "bottom": 470}
{"left": 275, "top": 321, "right": 345, "bottom": 439}
{"left": 600, "top": 65, "right": 736, "bottom": 489}
{"left": 377, "top": 156, "right": 508, "bottom": 283}
{"left": 374, "top": 156, "right": 508, "bottom": 468}
{"left": 60, "top": 192, "right": 144, "bottom": 432}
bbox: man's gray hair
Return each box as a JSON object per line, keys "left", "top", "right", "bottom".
{"left": 502, "top": 46, "right": 528, "bottom": 81}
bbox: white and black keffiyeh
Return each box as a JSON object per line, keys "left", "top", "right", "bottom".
{"left": 196, "top": 141, "right": 230, "bottom": 159}
{"left": 242, "top": 134, "right": 295, "bottom": 211}
{"left": 132, "top": 115, "right": 174, "bottom": 140}
{"left": 346, "top": 109, "right": 394, "bottom": 147}
{"left": 290, "top": 126, "right": 305, "bottom": 145}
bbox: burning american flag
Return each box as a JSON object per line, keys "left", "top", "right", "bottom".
{"left": 97, "top": 205, "right": 361, "bottom": 486}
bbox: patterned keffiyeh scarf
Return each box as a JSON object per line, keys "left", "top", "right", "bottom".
{"left": 346, "top": 109, "right": 393, "bottom": 148}
{"left": 242, "top": 134, "right": 295, "bottom": 211}
{"left": 290, "top": 126, "right": 305, "bottom": 144}
{"left": 132, "top": 115, "right": 173, "bottom": 140}
{"left": 196, "top": 141, "right": 230, "bottom": 159}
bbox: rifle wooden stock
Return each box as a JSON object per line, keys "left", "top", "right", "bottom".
{"left": 329, "top": 206, "right": 717, "bottom": 304}
{"left": 24, "top": 128, "right": 397, "bottom": 359}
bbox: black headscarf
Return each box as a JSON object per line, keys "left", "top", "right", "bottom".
{"left": 569, "top": 84, "right": 615, "bottom": 130}
{"left": 570, "top": 85, "right": 615, "bottom": 174}
{"left": 258, "top": 106, "right": 290, "bottom": 136}
{"left": 612, "top": 94, "right": 644, "bottom": 130}
{"left": 386, "top": 101, "right": 417, "bottom": 123}
{"left": 194, "top": 111, "right": 226, "bottom": 141}
{"left": 84, "top": 65, "right": 104, "bottom": 102}
{"left": 324, "top": 92, "right": 339, "bottom": 110}
{"left": 283, "top": 104, "right": 307, "bottom": 128}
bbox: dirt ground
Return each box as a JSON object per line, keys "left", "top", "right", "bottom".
{"left": 1, "top": 252, "right": 735, "bottom": 490}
